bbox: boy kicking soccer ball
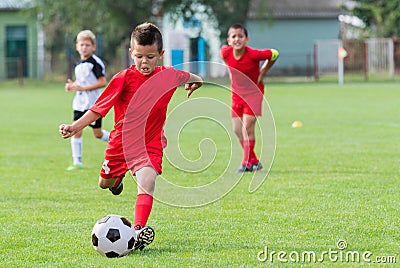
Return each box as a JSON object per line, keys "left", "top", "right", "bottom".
{"left": 60, "top": 22, "right": 203, "bottom": 250}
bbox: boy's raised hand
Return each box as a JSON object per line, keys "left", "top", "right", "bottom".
{"left": 65, "top": 79, "right": 74, "bottom": 91}
{"left": 185, "top": 82, "right": 203, "bottom": 98}
{"left": 65, "top": 79, "right": 81, "bottom": 91}
{"left": 59, "top": 124, "right": 74, "bottom": 139}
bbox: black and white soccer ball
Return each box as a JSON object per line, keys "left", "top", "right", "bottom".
{"left": 91, "top": 214, "right": 135, "bottom": 258}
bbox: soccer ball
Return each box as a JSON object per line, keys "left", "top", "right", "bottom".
{"left": 91, "top": 214, "right": 135, "bottom": 258}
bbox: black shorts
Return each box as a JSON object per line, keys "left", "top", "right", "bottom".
{"left": 73, "top": 110, "right": 102, "bottom": 129}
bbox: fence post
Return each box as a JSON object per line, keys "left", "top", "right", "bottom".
{"left": 313, "top": 43, "right": 319, "bottom": 81}
{"left": 363, "top": 41, "right": 368, "bottom": 81}
{"left": 18, "top": 57, "right": 24, "bottom": 85}
{"left": 66, "top": 39, "right": 73, "bottom": 80}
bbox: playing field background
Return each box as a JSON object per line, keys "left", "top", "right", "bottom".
{"left": 0, "top": 79, "right": 398, "bottom": 267}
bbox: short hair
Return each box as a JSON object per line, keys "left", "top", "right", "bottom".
{"left": 228, "top": 23, "right": 248, "bottom": 38}
{"left": 76, "top": 30, "right": 96, "bottom": 44}
{"left": 130, "top": 22, "right": 163, "bottom": 53}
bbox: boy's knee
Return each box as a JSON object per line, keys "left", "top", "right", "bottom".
{"left": 233, "top": 127, "right": 242, "bottom": 138}
{"left": 98, "top": 177, "right": 110, "bottom": 189}
{"left": 244, "top": 127, "right": 255, "bottom": 137}
{"left": 94, "top": 133, "right": 103, "bottom": 139}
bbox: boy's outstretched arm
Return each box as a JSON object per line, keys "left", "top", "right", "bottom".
{"left": 185, "top": 73, "right": 203, "bottom": 98}
{"left": 59, "top": 110, "right": 102, "bottom": 139}
{"left": 65, "top": 77, "right": 107, "bottom": 92}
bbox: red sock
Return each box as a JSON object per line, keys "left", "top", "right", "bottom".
{"left": 240, "top": 139, "right": 249, "bottom": 166}
{"left": 242, "top": 139, "right": 258, "bottom": 166}
{"left": 239, "top": 139, "right": 245, "bottom": 149}
{"left": 248, "top": 139, "right": 258, "bottom": 165}
{"left": 134, "top": 194, "right": 153, "bottom": 228}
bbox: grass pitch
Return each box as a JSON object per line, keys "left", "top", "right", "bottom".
{"left": 0, "top": 79, "right": 398, "bottom": 267}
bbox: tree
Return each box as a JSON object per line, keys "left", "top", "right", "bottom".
{"left": 347, "top": 0, "right": 400, "bottom": 37}
{"left": 163, "top": 0, "right": 250, "bottom": 38}
{"left": 32, "top": 0, "right": 251, "bottom": 55}
{"left": 31, "top": 0, "right": 156, "bottom": 59}
{"left": 28, "top": 0, "right": 253, "bottom": 77}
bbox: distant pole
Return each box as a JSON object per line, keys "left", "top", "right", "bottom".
{"left": 313, "top": 43, "right": 319, "bottom": 81}
{"left": 338, "top": 56, "right": 344, "bottom": 85}
{"left": 97, "top": 33, "right": 102, "bottom": 58}
{"left": 18, "top": 56, "right": 23, "bottom": 86}
{"left": 338, "top": 15, "right": 345, "bottom": 85}
{"left": 197, "top": 37, "right": 206, "bottom": 77}
{"left": 66, "top": 37, "right": 73, "bottom": 79}
{"left": 363, "top": 41, "right": 368, "bottom": 81}
{"left": 338, "top": 42, "right": 347, "bottom": 85}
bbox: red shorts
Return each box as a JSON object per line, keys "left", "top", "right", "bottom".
{"left": 231, "top": 94, "right": 263, "bottom": 118}
{"left": 100, "top": 134, "right": 163, "bottom": 179}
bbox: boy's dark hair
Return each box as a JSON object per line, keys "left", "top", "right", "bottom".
{"left": 228, "top": 23, "right": 248, "bottom": 37}
{"left": 131, "top": 22, "right": 163, "bottom": 52}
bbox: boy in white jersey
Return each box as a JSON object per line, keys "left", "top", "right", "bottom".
{"left": 65, "top": 30, "right": 110, "bottom": 170}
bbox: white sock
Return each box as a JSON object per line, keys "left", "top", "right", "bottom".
{"left": 101, "top": 130, "right": 110, "bottom": 142}
{"left": 71, "top": 137, "right": 83, "bottom": 165}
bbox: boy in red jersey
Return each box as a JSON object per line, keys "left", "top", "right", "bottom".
{"left": 220, "top": 23, "right": 279, "bottom": 173}
{"left": 59, "top": 22, "right": 203, "bottom": 250}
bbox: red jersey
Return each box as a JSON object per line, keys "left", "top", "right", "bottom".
{"left": 220, "top": 45, "right": 273, "bottom": 94}
{"left": 90, "top": 65, "right": 190, "bottom": 173}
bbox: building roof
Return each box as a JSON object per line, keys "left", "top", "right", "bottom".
{"left": 0, "top": 0, "right": 33, "bottom": 10}
{"left": 248, "top": 0, "right": 346, "bottom": 19}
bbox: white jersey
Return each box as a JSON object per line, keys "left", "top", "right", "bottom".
{"left": 72, "top": 54, "right": 105, "bottom": 111}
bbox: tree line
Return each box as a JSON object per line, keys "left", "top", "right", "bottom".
{"left": 26, "top": 0, "right": 400, "bottom": 70}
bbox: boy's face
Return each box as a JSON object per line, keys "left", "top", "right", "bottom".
{"left": 76, "top": 38, "right": 96, "bottom": 59}
{"left": 227, "top": 28, "right": 248, "bottom": 51}
{"left": 129, "top": 42, "right": 164, "bottom": 76}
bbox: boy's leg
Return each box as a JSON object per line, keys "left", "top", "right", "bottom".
{"left": 233, "top": 117, "right": 255, "bottom": 172}
{"left": 98, "top": 176, "right": 124, "bottom": 195}
{"left": 134, "top": 166, "right": 156, "bottom": 226}
{"left": 232, "top": 101, "right": 252, "bottom": 172}
{"left": 100, "top": 130, "right": 110, "bottom": 141}
{"left": 68, "top": 111, "right": 86, "bottom": 170}
{"left": 133, "top": 166, "right": 157, "bottom": 250}
{"left": 98, "top": 155, "right": 127, "bottom": 195}
{"left": 243, "top": 114, "right": 257, "bottom": 163}
{"left": 232, "top": 117, "right": 248, "bottom": 171}
{"left": 91, "top": 117, "right": 109, "bottom": 141}
{"left": 232, "top": 117, "right": 244, "bottom": 141}
{"left": 68, "top": 130, "right": 83, "bottom": 170}
{"left": 98, "top": 176, "right": 118, "bottom": 189}
{"left": 92, "top": 128, "right": 109, "bottom": 141}
{"left": 242, "top": 114, "right": 262, "bottom": 171}
{"left": 96, "top": 161, "right": 155, "bottom": 250}
{"left": 135, "top": 166, "right": 157, "bottom": 195}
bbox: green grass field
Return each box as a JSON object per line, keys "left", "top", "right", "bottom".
{"left": 0, "top": 79, "right": 398, "bottom": 267}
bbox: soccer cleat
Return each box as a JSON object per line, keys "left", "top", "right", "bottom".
{"left": 133, "top": 225, "right": 155, "bottom": 250}
{"left": 249, "top": 161, "right": 263, "bottom": 172}
{"left": 109, "top": 178, "right": 124, "bottom": 195}
{"left": 66, "top": 164, "right": 83, "bottom": 171}
{"left": 236, "top": 162, "right": 263, "bottom": 173}
{"left": 236, "top": 165, "right": 248, "bottom": 173}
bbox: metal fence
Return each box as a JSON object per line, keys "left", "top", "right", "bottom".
{"left": 315, "top": 38, "right": 400, "bottom": 80}
{"left": 2, "top": 38, "right": 400, "bottom": 81}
